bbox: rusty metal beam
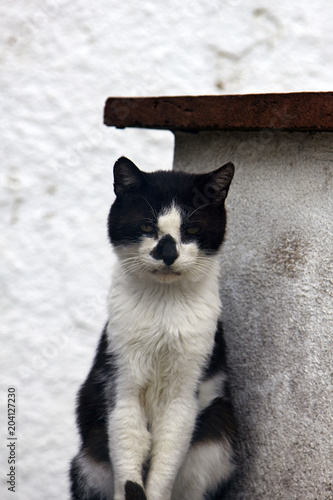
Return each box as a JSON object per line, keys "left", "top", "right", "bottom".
{"left": 104, "top": 92, "right": 333, "bottom": 132}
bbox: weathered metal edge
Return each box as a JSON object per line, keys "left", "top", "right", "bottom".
{"left": 104, "top": 92, "right": 333, "bottom": 132}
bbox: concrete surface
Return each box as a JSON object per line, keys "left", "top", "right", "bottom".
{"left": 174, "top": 130, "right": 333, "bottom": 499}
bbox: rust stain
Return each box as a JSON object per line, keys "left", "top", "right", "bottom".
{"left": 265, "top": 231, "right": 309, "bottom": 279}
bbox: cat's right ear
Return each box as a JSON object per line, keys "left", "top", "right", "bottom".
{"left": 113, "top": 157, "right": 144, "bottom": 196}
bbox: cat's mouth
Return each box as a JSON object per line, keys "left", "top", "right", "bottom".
{"left": 152, "top": 267, "right": 181, "bottom": 276}
{"left": 152, "top": 267, "right": 181, "bottom": 282}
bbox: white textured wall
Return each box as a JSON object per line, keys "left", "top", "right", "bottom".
{"left": 1, "top": 1, "right": 333, "bottom": 499}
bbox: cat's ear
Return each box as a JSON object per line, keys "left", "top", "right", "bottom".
{"left": 205, "top": 162, "right": 235, "bottom": 203}
{"left": 113, "top": 157, "right": 144, "bottom": 196}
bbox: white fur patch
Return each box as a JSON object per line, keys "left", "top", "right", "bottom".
{"left": 172, "top": 441, "right": 235, "bottom": 500}
{"left": 198, "top": 372, "right": 228, "bottom": 411}
{"left": 76, "top": 452, "right": 113, "bottom": 498}
{"left": 108, "top": 394, "right": 151, "bottom": 499}
{"left": 157, "top": 204, "right": 182, "bottom": 240}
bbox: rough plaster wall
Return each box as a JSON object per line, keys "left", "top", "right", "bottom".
{"left": 173, "top": 131, "right": 333, "bottom": 500}
{"left": 1, "top": 1, "right": 333, "bottom": 499}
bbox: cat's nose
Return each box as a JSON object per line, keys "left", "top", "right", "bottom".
{"left": 150, "top": 235, "right": 179, "bottom": 266}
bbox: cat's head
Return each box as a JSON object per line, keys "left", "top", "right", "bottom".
{"left": 108, "top": 157, "right": 234, "bottom": 284}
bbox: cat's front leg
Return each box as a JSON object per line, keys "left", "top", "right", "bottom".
{"left": 145, "top": 392, "right": 198, "bottom": 500}
{"left": 108, "top": 391, "right": 151, "bottom": 500}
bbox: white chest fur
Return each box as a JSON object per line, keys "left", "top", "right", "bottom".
{"left": 107, "top": 265, "right": 221, "bottom": 391}
{"left": 106, "top": 262, "right": 224, "bottom": 499}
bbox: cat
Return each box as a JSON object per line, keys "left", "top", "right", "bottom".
{"left": 70, "top": 157, "right": 237, "bottom": 500}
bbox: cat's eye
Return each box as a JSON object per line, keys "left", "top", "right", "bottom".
{"left": 140, "top": 223, "right": 154, "bottom": 233}
{"left": 186, "top": 226, "right": 200, "bottom": 235}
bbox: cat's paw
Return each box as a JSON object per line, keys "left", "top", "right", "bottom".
{"left": 125, "top": 480, "right": 147, "bottom": 500}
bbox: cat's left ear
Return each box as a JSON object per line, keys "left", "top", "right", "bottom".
{"left": 205, "top": 162, "right": 235, "bottom": 203}
{"left": 113, "top": 157, "right": 144, "bottom": 196}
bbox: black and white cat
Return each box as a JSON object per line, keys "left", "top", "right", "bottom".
{"left": 70, "top": 157, "right": 237, "bottom": 500}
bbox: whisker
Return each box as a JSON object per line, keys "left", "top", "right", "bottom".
{"left": 187, "top": 203, "right": 211, "bottom": 220}
{"left": 119, "top": 259, "right": 151, "bottom": 278}
{"left": 138, "top": 195, "right": 158, "bottom": 221}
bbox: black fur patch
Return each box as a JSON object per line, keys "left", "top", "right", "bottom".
{"left": 108, "top": 158, "right": 234, "bottom": 254}
{"left": 150, "top": 234, "right": 178, "bottom": 265}
{"left": 192, "top": 397, "right": 237, "bottom": 445}
{"left": 70, "top": 325, "right": 116, "bottom": 499}
{"left": 125, "top": 481, "right": 147, "bottom": 500}
{"left": 203, "top": 321, "right": 228, "bottom": 379}
{"left": 76, "top": 325, "right": 113, "bottom": 464}
{"left": 204, "top": 480, "right": 234, "bottom": 500}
